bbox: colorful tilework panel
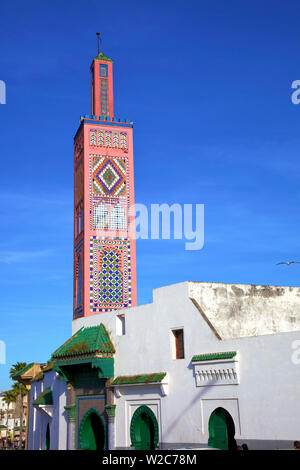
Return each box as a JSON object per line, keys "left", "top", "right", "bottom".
{"left": 92, "top": 156, "right": 127, "bottom": 197}
{"left": 99, "top": 64, "right": 108, "bottom": 77}
{"left": 89, "top": 129, "right": 128, "bottom": 150}
{"left": 100, "top": 79, "right": 109, "bottom": 116}
{"left": 92, "top": 197, "right": 127, "bottom": 231}
{"left": 89, "top": 154, "right": 129, "bottom": 231}
{"left": 90, "top": 237, "right": 132, "bottom": 312}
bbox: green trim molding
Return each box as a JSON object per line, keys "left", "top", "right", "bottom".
{"left": 64, "top": 405, "right": 76, "bottom": 420}
{"left": 191, "top": 351, "right": 237, "bottom": 362}
{"left": 33, "top": 387, "right": 53, "bottom": 406}
{"left": 105, "top": 405, "right": 116, "bottom": 418}
{"left": 12, "top": 362, "right": 34, "bottom": 379}
{"left": 111, "top": 373, "right": 166, "bottom": 386}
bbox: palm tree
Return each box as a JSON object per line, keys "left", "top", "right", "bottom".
{"left": 2, "top": 390, "right": 16, "bottom": 448}
{"left": 10, "top": 363, "right": 27, "bottom": 449}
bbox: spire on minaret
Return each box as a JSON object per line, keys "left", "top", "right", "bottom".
{"left": 96, "top": 32, "right": 101, "bottom": 56}
{"left": 90, "top": 34, "right": 114, "bottom": 118}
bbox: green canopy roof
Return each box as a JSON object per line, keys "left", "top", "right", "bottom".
{"left": 33, "top": 387, "right": 53, "bottom": 406}
{"left": 12, "top": 363, "right": 34, "bottom": 379}
{"left": 94, "top": 52, "right": 113, "bottom": 62}
{"left": 52, "top": 324, "right": 115, "bottom": 360}
{"left": 111, "top": 373, "right": 167, "bottom": 386}
{"left": 191, "top": 351, "right": 237, "bottom": 362}
{"left": 0, "top": 425, "right": 7, "bottom": 429}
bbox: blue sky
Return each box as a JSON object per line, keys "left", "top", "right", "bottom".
{"left": 1, "top": 0, "right": 300, "bottom": 389}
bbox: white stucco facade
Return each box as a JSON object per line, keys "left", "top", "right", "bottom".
{"left": 72, "top": 281, "right": 300, "bottom": 449}
{"left": 28, "top": 370, "right": 67, "bottom": 450}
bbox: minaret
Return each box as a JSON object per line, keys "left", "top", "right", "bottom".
{"left": 73, "top": 47, "right": 137, "bottom": 319}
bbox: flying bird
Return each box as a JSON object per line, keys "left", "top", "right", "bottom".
{"left": 276, "top": 261, "right": 300, "bottom": 265}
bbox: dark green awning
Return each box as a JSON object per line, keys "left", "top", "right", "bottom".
{"left": 33, "top": 387, "right": 53, "bottom": 406}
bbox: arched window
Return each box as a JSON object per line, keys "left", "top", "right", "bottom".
{"left": 80, "top": 207, "right": 84, "bottom": 232}
{"left": 77, "top": 256, "right": 82, "bottom": 307}
{"left": 76, "top": 209, "right": 79, "bottom": 237}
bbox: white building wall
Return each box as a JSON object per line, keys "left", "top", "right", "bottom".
{"left": 72, "top": 281, "right": 300, "bottom": 449}
{"left": 28, "top": 371, "right": 67, "bottom": 450}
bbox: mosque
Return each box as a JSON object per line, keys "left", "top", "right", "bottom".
{"left": 15, "top": 48, "right": 300, "bottom": 451}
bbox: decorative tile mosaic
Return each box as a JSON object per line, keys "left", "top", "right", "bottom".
{"left": 100, "top": 79, "right": 109, "bottom": 117}
{"left": 92, "top": 156, "right": 126, "bottom": 197}
{"left": 89, "top": 154, "right": 129, "bottom": 231}
{"left": 120, "top": 132, "right": 127, "bottom": 149}
{"left": 90, "top": 129, "right": 128, "bottom": 150}
{"left": 99, "top": 64, "right": 108, "bottom": 77}
{"left": 89, "top": 237, "right": 132, "bottom": 312}
{"left": 98, "top": 130, "right": 104, "bottom": 146}
{"left": 92, "top": 197, "right": 127, "bottom": 231}
{"left": 105, "top": 131, "right": 112, "bottom": 147}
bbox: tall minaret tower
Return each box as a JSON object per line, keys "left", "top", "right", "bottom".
{"left": 73, "top": 46, "right": 137, "bottom": 319}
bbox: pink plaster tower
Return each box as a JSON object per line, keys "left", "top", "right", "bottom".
{"left": 73, "top": 50, "right": 137, "bottom": 319}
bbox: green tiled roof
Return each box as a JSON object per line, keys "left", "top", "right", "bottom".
{"left": 43, "top": 361, "right": 54, "bottom": 372}
{"left": 191, "top": 351, "right": 237, "bottom": 362}
{"left": 111, "top": 373, "right": 167, "bottom": 386}
{"left": 52, "top": 324, "right": 115, "bottom": 359}
{"left": 12, "top": 363, "right": 34, "bottom": 378}
{"left": 33, "top": 387, "right": 53, "bottom": 406}
{"left": 0, "top": 425, "right": 7, "bottom": 429}
{"left": 94, "top": 52, "right": 113, "bottom": 62}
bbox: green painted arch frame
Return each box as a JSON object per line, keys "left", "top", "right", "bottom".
{"left": 130, "top": 405, "right": 159, "bottom": 449}
{"left": 79, "top": 407, "right": 107, "bottom": 450}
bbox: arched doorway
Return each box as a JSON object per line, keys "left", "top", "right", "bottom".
{"left": 130, "top": 405, "right": 159, "bottom": 450}
{"left": 208, "top": 407, "right": 236, "bottom": 450}
{"left": 79, "top": 408, "right": 106, "bottom": 450}
{"left": 45, "top": 423, "right": 50, "bottom": 450}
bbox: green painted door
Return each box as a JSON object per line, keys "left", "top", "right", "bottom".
{"left": 208, "top": 408, "right": 228, "bottom": 450}
{"left": 45, "top": 423, "right": 50, "bottom": 450}
{"left": 80, "top": 412, "right": 105, "bottom": 450}
{"left": 134, "top": 413, "right": 154, "bottom": 450}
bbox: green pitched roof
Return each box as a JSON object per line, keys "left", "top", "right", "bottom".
{"left": 191, "top": 351, "right": 237, "bottom": 362}
{"left": 33, "top": 387, "right": 53, "bottom": 406}
{"left": 111, "top": 373, "right": 167, "bottom": 386}
{"left": 52, "top": 324, "right": 115, "bottom": 359}
{"left": 94, "top": 52, "right": 113, "bottom": 62}
{"left": 12, "top": 363, "right": 35, "bottom": 379}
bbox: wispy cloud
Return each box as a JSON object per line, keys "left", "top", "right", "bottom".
{"left": 0, "top": 249, "right": 53, "bottom": 264}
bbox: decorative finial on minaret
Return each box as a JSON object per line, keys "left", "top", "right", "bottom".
{"left": 96, "top": 32, "right": 101, "bottom": 55}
